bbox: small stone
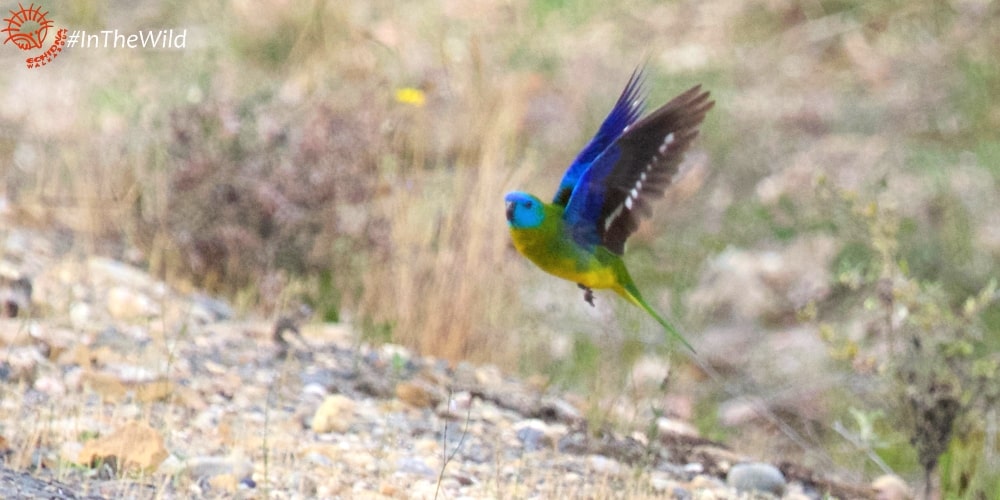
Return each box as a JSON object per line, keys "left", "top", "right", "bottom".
{"left": 59, "top": 441, "right": 83, "bottom": 465}
{"left": 514, "top": 419, "right": 553, "bottom": 451}
{"left": 182, "top": 454, "right": 254, "bottom": 480}
{"left": 396, "top": 456, "right": 436, "bottom": 477}
{"left": 439, "top": 390, "right": 472, "bottom": 418}
{"left": 302, "top": 382, "right": 328, "bottom": 399}
{"left": 77, "top": 421, "right": 168, "bottom": 473}
{"left": 630, "top": 355, "right": 671, "bottom": 389}
{"left": 311, "top": 394, "right": 355, "bottom": 433}
{"left": 136, "top": 380, "right": 174, "bottom": 402}
{"left": 69, "top": 302, "right": 92, "bottom": 329}
{"left": 34, "top": 375, "right": 66, "bottom": 396}
{"left": 88, "top": 257, "right": 158, "bottom": 290}
{"left": 82, "top": 370, "right": 128, "bottom": 401}
{"left": 561, "top": 472, "right": 581, "bottom": 484}
{"left": 5, "top": 345, "right": 43, "bottom": 382}
{"left": 872, "top": 474, "right": 913, "bottom": 500}
{"left": 650, "top": 473, "right": 671, "bottom": 492}
{"left": 651, "top": 474, "right": 692, "bottom": 499}
{"left": 106, "top": 285, "right": 160, "bottom": 320}
{"left": 540, "top": 396, "right": 583, "bottom": 423}
{"left": 689, "top": 474, "right": 725, "bottom": 491}
{"left": 208, "top": 473, "right": 239, "bottom": 493}
{"left": 158, "top": 454, "right": 183, "bottom": 475}
{"left": 726, "top": 462, "right": 786, "bottom": 496}
{"left": 657, "top": 417, "right": 700, "bottom": 439}
{"left": 474, "top": 365, "right": 504, "bottom": 386}
{"left": 189, "top": 293, "right": 233, "bottom": 323}
{"left": 304, "top": 451, "right": 333, "bottom": 467}
{"left": 718, "top": 397, "right": 762, "bottom": 427}
{"left": 782, "top": 492, "right": 813, "bottom": 500}
{"left": 587, "top": 455, "right": 622, "bottom": 476}
{"left": 683, "top": 462, "right": 704, "bottom": 475}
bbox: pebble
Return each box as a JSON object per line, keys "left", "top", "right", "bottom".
{"left": 726, "top": 462, "right": 787, "bottom": 496}
{"left": 690, "top": 473, "right": 727, "bottom": 491}
{"left": 182, "top": 455, "right": 254, "bottom": 482}
{"left": 69, "top": 301, "right": 93, "bottom": 328}
{"left": 630, "top": 354, "right": 672, "bottom": 389}
{"left": 683, "top": 462, "right": 705, "bottom": 475}
{"left": 587, "top": 454, "right": 622, "bottom": 475}
{"left": 311, "top": 394, "right": 356, "bottom": 433}
{"left": 304, "top": 451, "right": 334, "bottom": 467}
{"left": 514, "top": 419, "right": 553, "bottom": 451}
{"left": 106, "top": 285, "right": 160, "bottom": 319}
{"left": 872, "top": 474, "right": 913, "bottom": 500}
{"left": 189, "top": 293, "right": 233, "bottom": 322}
{"left": 396, "top": 456, "right": 437, "bottom": 477}
{"left": 302, "top": 382, "right": 329, "bottom": 398}
{"left": 657, "top": 416, "right": 701, "bottom": 439}
{"left": 651, "top": 474, "right": 692, "bottom": 499}
{"left": 5, "top": 346, "right": 43, "bottom": 382}
{"left": 33, "top": 375, "right": 66, "bottom": 396}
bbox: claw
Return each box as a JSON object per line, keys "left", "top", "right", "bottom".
{"left": 577, "top": 284, "right": 595, "bottom": 307}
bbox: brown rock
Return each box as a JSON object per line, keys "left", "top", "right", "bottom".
{"left": 78, "top": 421, "right": 168, "bottom": 473}
{"left": 208, "top": 474, "right": 239, "bottom": 493}
{"left": 82, "top": 370, "right": 128, "bottom": 401}
{"left": 395, "top": 380, "right": 440, "bottom": 408}
{"left": 136, "top": 380, "right": 174, "bottom": 402}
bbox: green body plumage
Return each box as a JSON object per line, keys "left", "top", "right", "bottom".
{"left": 508, "top": 198, "right": 694, "bottom": 352}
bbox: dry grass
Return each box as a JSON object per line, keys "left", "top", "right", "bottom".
{"left": 3, "top": 0, "right": 730, "bottom": 368}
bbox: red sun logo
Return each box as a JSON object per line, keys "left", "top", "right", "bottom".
{"left": 3, "top": 3, "right": 53, "bottom": 50}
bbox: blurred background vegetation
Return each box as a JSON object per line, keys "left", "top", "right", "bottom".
{"left": 2, "top": 0, "right": 998, "bottom": 495}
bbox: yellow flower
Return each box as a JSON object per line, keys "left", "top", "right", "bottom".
{"left": 394, "top": 87, "right": 426, "bottom": 107}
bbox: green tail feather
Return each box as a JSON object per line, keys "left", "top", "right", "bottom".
{"left": 620, "top": 281, "right": 695, "bottom": 353}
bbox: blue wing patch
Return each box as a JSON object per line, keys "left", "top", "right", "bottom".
{"left": 563, "top": 84, "right": 714, "bottom": 254}
{"left": 552, "top": 68, "right": 646, "bottom": 207}
{"left": 562, "top": 143, "right": 622, "bottom": 249}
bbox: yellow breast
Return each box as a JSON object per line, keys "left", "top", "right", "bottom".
{"left": 509, "top": 226, "right": 618, "bottom": 290}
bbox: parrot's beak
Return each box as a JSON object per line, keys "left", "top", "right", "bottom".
{"left": 505, "top": 201, "right": 515, "bottom": 222}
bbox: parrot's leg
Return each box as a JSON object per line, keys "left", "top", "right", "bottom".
{"left": 577, "top": 284, "right": 595, "bottom": 307}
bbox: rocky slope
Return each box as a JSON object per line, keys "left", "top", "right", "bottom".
{"left": 0, "top": 224, "right": 885, "bottom": 499}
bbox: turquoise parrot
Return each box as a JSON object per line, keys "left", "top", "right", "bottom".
{"left": 505, "top": 68, "right": 713, "bottom": 351}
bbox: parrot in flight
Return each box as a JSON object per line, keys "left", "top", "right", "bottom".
{"left": 504, "top": 68, "right": 713, "bottom": 352}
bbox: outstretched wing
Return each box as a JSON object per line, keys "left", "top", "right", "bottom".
{"left": 563, "top": 85, "right": 713, "bottom": 254}
{"left": 552, "top": 68, "right": 646, "bottom": 207}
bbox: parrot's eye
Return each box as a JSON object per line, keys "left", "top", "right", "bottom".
{"left": 524, "top": 200, "right": 533, "bottom": 209}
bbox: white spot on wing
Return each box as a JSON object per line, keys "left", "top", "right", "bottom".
{"left": 605, "top": 205, "right": 624, "bottom": 231}
{"left": 658, "top": 132, "right": 675, "bottom": 155}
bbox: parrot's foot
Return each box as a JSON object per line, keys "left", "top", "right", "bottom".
{"left": 577, "top": 284, "right": 595, "bottom": 307}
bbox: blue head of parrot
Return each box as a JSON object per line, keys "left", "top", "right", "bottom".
{"left": 504, "top": 192, "right": 545, "bottom": 229}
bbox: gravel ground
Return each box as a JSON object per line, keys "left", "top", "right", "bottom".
{"left": 0, "top": 227, "right": 876, "bottom": 499}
